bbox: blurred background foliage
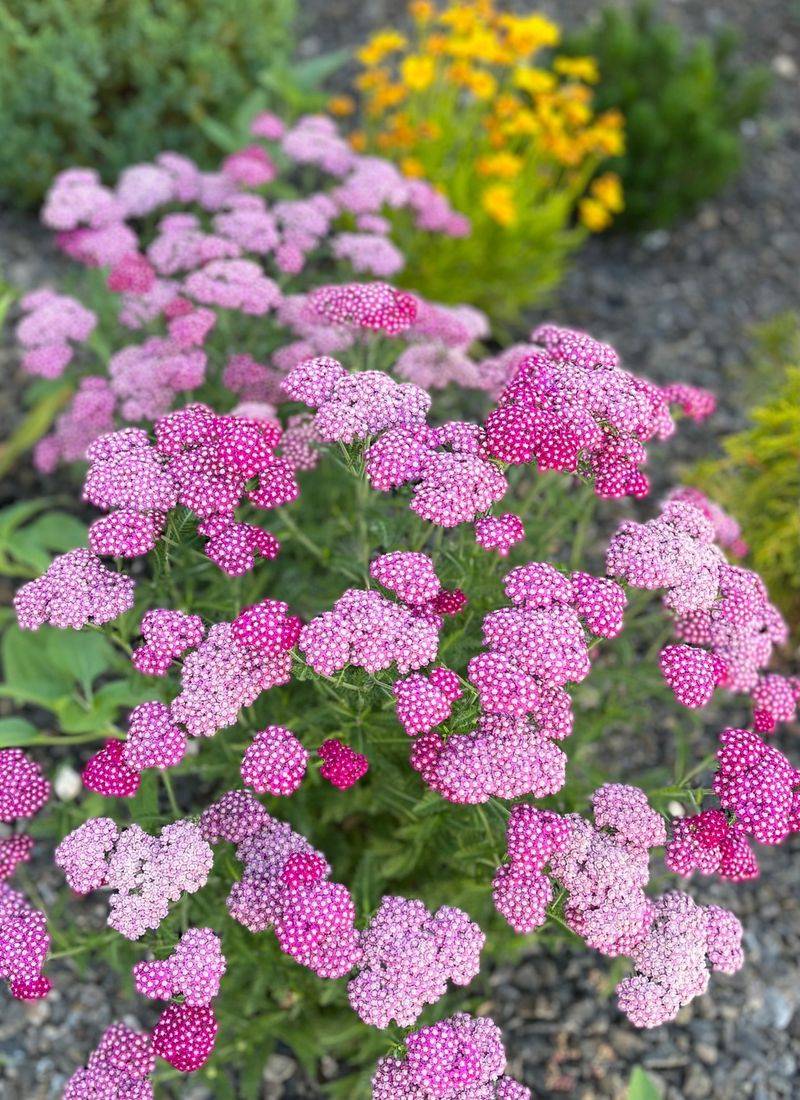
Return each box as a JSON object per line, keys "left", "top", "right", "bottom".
{"left": 562, "top": 0, "right": 770, "bottom": 229}
{"left": 690, "top": 314, "right": 800, "bottom": 640}
{"left": 0, "top": 0, "right": 300, "bottom": 207}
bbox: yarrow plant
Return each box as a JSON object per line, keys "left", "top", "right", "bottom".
{"left": 1, "top": 118, "right": 797, "bottom": 1098}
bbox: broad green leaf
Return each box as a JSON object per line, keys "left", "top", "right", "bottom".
{"left": 0, "top": 715, "right": 38, "bottom": 747}
{"left": 628, "top": 1067, "right": 663, "bottom": 1100}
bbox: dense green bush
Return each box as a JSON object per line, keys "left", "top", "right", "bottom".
{"left": 563, "top": 1, "right": 769, "bottom": 229}
{"left": 690, "top": 315, "right": 800, "bottom": 638}
{"left": 0, "top": 0, "right": 296, "bottom": 207}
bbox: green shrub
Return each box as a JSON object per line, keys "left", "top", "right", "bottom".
{"left": 0, "top": 0, "right": 297, "bottom": 207}
{"left": 690, "top": 315, "right": 800, "bottom": 636}
{"left": 563, "top": 0, "right": 769, "bottom": 229}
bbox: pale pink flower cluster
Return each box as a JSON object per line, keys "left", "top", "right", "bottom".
{"left": 300, "top": 552, "right": 460, "bottom": 678}
{"left": 55, "top": 818, "right": 213, "bottom": 939}
{"left": 14, "top": 547, "right": 135, "bottom": 631}
{"left": 132, "top": 608, "right": 205, "bottom": 676}
{"left": 0, "top": 750, "right": 51, "bottom": 1001}
{"left": 349, "top": 896, "right": 484, "bottom": 1028}
{"left": 64, "top": 1022, "right": 155, "bottom": 1099}
{"left": 33, "top": 376, "right": 116, "bottom": 473}
{"left": 492, "top": 788, "right": 742, "bottom": 1026}
{"left": 241, "top": 726, "right": 309, "bottom": 796}
{"left": 493, "top": 787, "right": 664, "bottom": 955}
{"left": 484, "top": 324, "right": 714, "bottom": 499}
{"left": 15, "top": 288, "right": 96, "bottom": 379}
{"left": 366, "top": 418, "right": 509, "bottom": 528}
{"left": 666, "top": 486, "right": 747, "bottom": 556}
{"left": 607, "top": 498, "right": 791, "bottom": 720}
{"left": 283, "top": 355, "right": 431, "bottom": 444}
{"left": 412, "top": 563, "right": 625, "bottom": 804}
{"left": 134, "top": 927, "right": 226, "bottom": 1007}
{"left": 200, "top": 791, "right": 361, "bottom": 978}
{"left": 372, "top": 1013, "right": 529, "bottom": 1099}
{"left": 617, "top": 892, "right": 743, "bottom": 1028}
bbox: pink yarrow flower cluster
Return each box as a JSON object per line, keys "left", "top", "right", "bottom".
{"left": 372, "top": 1013, "right": 530, "bottom": 1099}
{"left": 14, "top": 547, "right": 135, "bottom": 631}
{"left": 665, "top": 809, "right": 759, "bottom": 882}
{"left": 493, "top": 786, "right": 664, "bottom": 955}
{"left": 607, "top": 499, "right": 791, "bottom": 720}
{"left": 200, "top": 792, "right": 361, "bottom": 978}
{"left": 0, "top": 884, "right": 51, "bottom": 1001}
{"left": 492, "top": 787, "right": 742, "bottom": 1026}
{"left": 283, "top": 355, "right": 431, "bottom": 444}
{"left": 15, "top": 288, "right": 96, "bottom": 378}
{"left": 81, "top": 403, "right": 296, "bottom": 575}
{"left": 132, "top": 608, "right": 205, "bottom": 676}
{"left": 484, "top": 324, "right": 714, "bottom": 499}
{"left": 300, "top": 552, "right": 462, "bottom": 678}
{"left": 365, "top": 418, "right": 508, "bottom": 529}
{"left": 616, "top": 891, "right": 743, "bottom": 1028}
{"left": 134, "top": 927, "right": 226, "bottom": 1072}
{"left": 170, "top": 600, "right": 297, "bottom": 740}
{"left": 413, "top": 563, "right": 626, "bottom": 804}
{"left": 64, "top": 1022, "right": 155, "bottom": 1099}
{"left": 349, "top": 895, "right": 484, "bottom": 1028}
{"left": 55, "top": 818, "right": 213, "bottom": 940}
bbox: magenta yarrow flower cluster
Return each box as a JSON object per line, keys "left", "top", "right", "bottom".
{"left": 0, "top": 749, "right": 51, "bottom": 1001}
{"left": 372, "top": 1013, "right": 530, "bottom": 1099}
{"left": 134, "top": 927, "right": 226, "bottom": 1072}
{"left": 483, "top": 324, "right": 714, "bottom": 499}
{"left": 200, "top": 791, "right": 360, "bottom": 977}
{"left": 607, "top": 498, "right": 795, "bottom": 726}
{"left": 410, "top": 563, "right": 625, "bottom": 805}
{"left": 492, "top": 785, "right": 744, "bottom": 1027}
{"left": 63, "top": 1022, "right": 155, "bottom": 1099}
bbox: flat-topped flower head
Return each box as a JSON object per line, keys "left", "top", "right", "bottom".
{"left": 152, "top": 1003, "right": 218, "bottom": 1073}
{"left": 372, "top": 1014, "right": 527, "bottom": 1100}
{"left": 240, "top": 726, "right": 309, "bottom": 796}
{"left": 134, "top": 927, "right": 226, "bottom": 1007}
{"left": 82, "top": 740, "right": 141, "bottom": 798}
{"left": 64, "top": 1022, "right": 154, "bottom": 1100}
{"left": 665, "top": 810, "right": 759, "bottom": 882}
{"left": 14, "top": 549, "right": 135, "bottom": 631}
{"left": 616, "top": 891, "right": 743, "bottom": 1027}
{"left": 0, "top": 883, "right": 51, "bottom": 1001}
{"left": 307, "top": 282, "right": 417, "bottom": 335}
{"left": 318, "top": 739, "right": 369, "bottom": 790}
{"left": 474, "top": 513, "right": 525, "bottom": 557}
{"left": 713, "top": 727, "right": 800, "bottom": 846}
{"left": 349, "top": 896, "right": 484, "bottom": 1028}
{"left": 132, "top": 608, "right": 205, "bottom": 676}
{"left": 123, "top": 703, "right": 187, "bottom": 772}
{"left": 0, "top": 750, "right": 50, "bottom": 822}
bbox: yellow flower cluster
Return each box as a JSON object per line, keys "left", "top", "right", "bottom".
{"left": 349, "top": 0, "right": 625, "bottom": 233}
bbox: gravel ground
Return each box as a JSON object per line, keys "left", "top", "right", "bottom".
{"left": 2, "top": 1, "right": 799, "bottom": 1096}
